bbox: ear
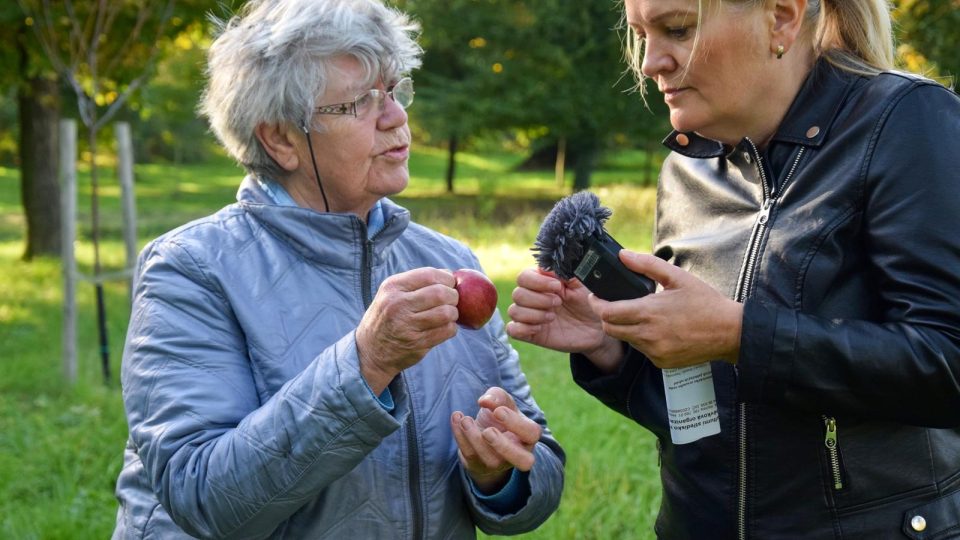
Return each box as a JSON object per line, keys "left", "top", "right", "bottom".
{"left": 769, "top": 0, "right": 807, "bottom": 57}
{"left": 254, "top": 122, "right": 301, "bottom": 172}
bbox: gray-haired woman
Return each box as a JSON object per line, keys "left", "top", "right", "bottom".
{"left": 111, "top": 0, "right": 564, "bottom": 538}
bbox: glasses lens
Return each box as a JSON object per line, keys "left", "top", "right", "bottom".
{"left": 353, "top": 90, "right": 380, "bottom": 118}
{"left": 391, "top": 78, "right": 414, "bottom": 109}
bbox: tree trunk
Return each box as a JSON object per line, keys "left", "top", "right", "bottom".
{"left": 572, "top": 139, "right": 598, "bottom": 192}
{"left": 554, "top": 137, "right": 567, "bottom": 187}
{"left": 445, "top": 135, "right": 457, "bottom": 193}
{"left": 645, "top": 140, "right": 656, "bottom": 186}
{"left": 18, "top": 75, "right": 62, "bottom": 260}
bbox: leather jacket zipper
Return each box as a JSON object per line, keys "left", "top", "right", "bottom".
{"left": 360, "top": 222, "right": 425, "bottom": 539}
{"left": 822, "top": 416, "right": 844, "bottom": 490}
{"left": 735, "top": 141, "right": 805, "bottom": 540}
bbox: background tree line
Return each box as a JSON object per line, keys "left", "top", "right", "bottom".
{"left": 1, "top": 0, "right": 957, "bottom": 260}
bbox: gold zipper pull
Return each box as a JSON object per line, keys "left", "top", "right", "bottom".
{"left": 824, "top": 418, "right": 837, "bottom": 450}
{"left": 823, "top": 417, "right": 844, "bottom": 490}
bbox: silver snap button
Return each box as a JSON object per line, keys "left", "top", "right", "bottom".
{"left": 806, "top": 126, "right": 821, "bottom": 138}
{"left": 743, "top": 152, "right": 752, "bottom": 164}
{"left": 910, "top": 515, "right": 927, "bottom": 532}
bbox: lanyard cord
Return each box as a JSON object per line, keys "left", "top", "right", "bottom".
{"left": 302, "top": 124, "right": 330, "bottom": 213}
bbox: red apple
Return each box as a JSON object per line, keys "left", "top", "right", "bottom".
{"left": 453, "top": 268, "right": 498, "bottom": 330}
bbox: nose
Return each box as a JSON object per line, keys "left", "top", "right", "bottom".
{"left": 377, "top": 92, "right": 408, "bottom": 130}
{"left": 640, "top": 36, "right": 677, "bottom": 80}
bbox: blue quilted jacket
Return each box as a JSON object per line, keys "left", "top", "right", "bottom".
{"left": 112, "top": 177, "right": 565, "bottom": 539}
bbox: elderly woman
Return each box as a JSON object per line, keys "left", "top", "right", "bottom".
{"left": 110, "top": 0, "right": 564, "bottom": 538}
{"left": 509, "top": 0, "right": 960, "bottom": 538}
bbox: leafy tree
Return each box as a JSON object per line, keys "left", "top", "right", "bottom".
{"left": 0, "top": 4, "right": 61, "bottom": 259}
{"left": 408, "top": 0, "right": 670, "bottom": 191}
{"left": 403, "top": 0, "right": 525, "bottom": 191}
{"left": 894, "top": 0, "right": 960, "bottom": 83}
{"left": 15, "top": 0, "right": 213, "bottom": 380}
{"left": 131, "top": 20, "right": 215, "bottom": 164}
{"left": 491, "top": 0, "right": 670, "bottom": 189}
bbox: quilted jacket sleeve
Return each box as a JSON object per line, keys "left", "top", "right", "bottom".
{"left": 121, "top": 238, "right": 402, "bottom": 539}
{"left": 457, "top": 274, "right": 566, "bottom": 534}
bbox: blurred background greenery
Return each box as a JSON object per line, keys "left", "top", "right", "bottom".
{"left": 0, "top": 0, "right": 957, "bottom": 538}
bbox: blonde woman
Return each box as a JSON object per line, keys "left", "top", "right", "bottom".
{"left": 508, "top": 0, "right": 960, "bottom": 537}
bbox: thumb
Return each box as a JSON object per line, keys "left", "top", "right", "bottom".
{"left": 618, "top": 250, "right": 679, "bottom": 289}
{"left": 478, "top": 387, "right": 516, "bottom": 411}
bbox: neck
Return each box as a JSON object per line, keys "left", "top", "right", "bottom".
{"left": 713, "top": 51, "right": 817, "bottom": 148}
{"left": 278, "top": 173, "right": 377, "bottom": 222}
{"left": 751, "top": 52, "right": 818, "bottom": 148}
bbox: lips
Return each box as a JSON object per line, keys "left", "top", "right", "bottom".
{"left": 380, "top": 144, "right": 409, "bottom": 160}
{"left": 661, "top": 87, "right": 689, "bottom": 103}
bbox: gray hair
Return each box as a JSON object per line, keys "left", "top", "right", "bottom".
{"left": 200, "top": 0, "right": 422, "bottom": 179}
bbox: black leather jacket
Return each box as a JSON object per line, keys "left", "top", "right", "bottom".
{"left": 573, "top": 59, "right": 960, "bottom": 539}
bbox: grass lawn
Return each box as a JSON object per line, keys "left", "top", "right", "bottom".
{"left": 0, "top": 146, "right": 662, "bottom": 539}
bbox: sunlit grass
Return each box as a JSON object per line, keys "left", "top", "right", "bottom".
{"left": 1, "top": 150, "right": 662, "bottom": 540}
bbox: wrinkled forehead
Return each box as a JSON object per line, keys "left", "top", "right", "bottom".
{"left": 323, "top": 54, "right": 387, "bottom": 98}
{"left": 327, "top": 54, "right": 402, "bottom": 94}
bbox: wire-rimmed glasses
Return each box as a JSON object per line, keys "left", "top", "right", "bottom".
{"left": 314, "top": 77, "right": 414, "bottom": 118}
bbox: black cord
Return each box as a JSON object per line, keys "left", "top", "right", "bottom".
{"left": 303, "top": 124, "right": 330, "bottom": 212}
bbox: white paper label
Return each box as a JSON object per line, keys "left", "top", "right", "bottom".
{"left": 662, "top": 363, "right": 721, "bottom": 444}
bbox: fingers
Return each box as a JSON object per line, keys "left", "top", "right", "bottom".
{"left": 388, "top": 266, "right": 457, "bottom": 292}
{"left": 452, "top": 412, "right": 508, "bottom": 471}
{"left": 477, "top": 387, "right": 513, "bottom": 410}
{"left": 476, "top": 388, "right": 542, "bottom": 446}
{"left": 451, "top": 409, "right": 540, "bottom": 473}
{"left": 504, "top": 320, "right": 543, "bottom": 342}
{"left": 509, "top": 269, "right": 561, "bottom": 326}
{"left": 618, "top": 250, "right": 676, "bottom": 289}
{"left": 516, "top": 268, "right": 563, "bottom": 294}
{"left": 488, "top": 405, "right": 542, "bottom": 446}
{"left": 373, "top": 267, "right": 460, "bottom": 327}
{"left": 481, "top": 427, "right": 536, "bottom": 471}
{"left": 587, "top": 293, "right": 643, "bottom": 326}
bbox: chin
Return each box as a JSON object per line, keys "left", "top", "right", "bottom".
{"left": 378, "top": 174, "right": 409, "bottom": 198}
{"left": 669, "top": 109, "right": 713, "bottom": 138}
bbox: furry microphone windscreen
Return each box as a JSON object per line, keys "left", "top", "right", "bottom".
{"left": 532, "top": 191, "right": 612, "bottom": 279}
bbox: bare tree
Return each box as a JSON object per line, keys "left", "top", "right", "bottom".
{"left": 19, "top": 0, "right": 175, "bottom": 383}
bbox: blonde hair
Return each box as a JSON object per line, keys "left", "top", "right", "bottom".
{"left": 622, "top": 0, "right": 895, "bottom": 94}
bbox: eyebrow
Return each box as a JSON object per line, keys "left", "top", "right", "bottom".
{"left": 629, "top": 9, "right": 697, "bottom": 28}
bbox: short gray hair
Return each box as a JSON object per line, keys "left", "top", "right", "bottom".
{"left": 200, "top": 0, "right": 422, "bottom": 179}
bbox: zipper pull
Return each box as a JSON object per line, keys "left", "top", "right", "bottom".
{"left": 824, "top": 417, "right": 837, "bottom": 450}
{"left": 823, "top": 417, "right": 844, "bottom": 490}
{"left": 758, "top": 198, "right": 773, "bottom": 225}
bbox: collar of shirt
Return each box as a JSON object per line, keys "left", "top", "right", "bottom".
{"left": 257, "top": 176, "right": 385, "bottom": 239}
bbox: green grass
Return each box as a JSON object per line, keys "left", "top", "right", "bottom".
{"left": 0, "top": 147, "right": 662, "bottom": 539}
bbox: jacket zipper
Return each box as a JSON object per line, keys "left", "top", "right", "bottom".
{"left": 822, "top": 416, "right": 844, "bottom": 490}
{"left": 360, "top": 222, "right": 424, "bottom": 540}
{"left": 404, "top": 382, "right": 425, "bottom": 540}
{"left": 735, "top": 141, "right": 805, "bottom": 540}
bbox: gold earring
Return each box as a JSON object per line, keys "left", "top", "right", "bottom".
{"left": 776, "top": 44, "right": 785, "bottom": 59}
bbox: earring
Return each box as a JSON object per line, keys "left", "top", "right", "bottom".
{"left": 776, "top": 44, "right": 785, "bottom": 59}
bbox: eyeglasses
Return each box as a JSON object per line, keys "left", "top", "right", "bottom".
{"left": 314, "top": 77, "right": 414, "bottom": 118}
